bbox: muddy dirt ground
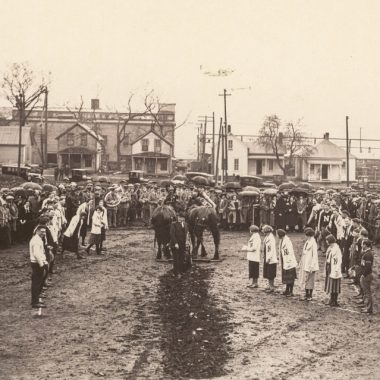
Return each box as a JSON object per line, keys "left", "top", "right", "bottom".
{"left": 0, "top": 226, "right": 379, "bottom": 380}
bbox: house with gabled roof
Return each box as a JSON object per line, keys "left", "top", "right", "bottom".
{"left": 55, "top": 122, "right": 104, "bottom": 171}
{"left": 130, "top": 127, "right": 174, "bottom": 175}
{"left": 294, "top": 133, "right": 356, "bottom": 183}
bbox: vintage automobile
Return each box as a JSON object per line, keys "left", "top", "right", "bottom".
{"left": 185, "top": 171, "right": 216, "bottom": 186}
{"left": 70, "top": 169, "right": 89, "bottom": 182}
{"left": 239, "top": 175, "right": 277, "bottom": 189}
{"left": 128, "top": 170, "right": 149, "bottom": 184}
{"left": 1, "top": 165, "right": 44, "bottom": 183}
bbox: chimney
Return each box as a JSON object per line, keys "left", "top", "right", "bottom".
{"left": 91, "top": 99, "right": 100, "bottom": 110}
{"left": 323, "top": 132, "right": 329, "bottom": 140}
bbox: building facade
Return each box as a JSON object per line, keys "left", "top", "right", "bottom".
{"left": 213, "top": 134, "right": 284, "bottom": 179}
{"left": 55, "top": 123, "right": 104, "bottom": 171}
{"left": 355, "top": 151, "right": 380, "bottom": 183}
{"left": 294, "top": 134, "right": 356, "bottom": 183}
{"left": 8, "top": 102, "right": 176, "bottom": 174}
{"left": 0, "top": 126, "right": 32, "bottom": 165}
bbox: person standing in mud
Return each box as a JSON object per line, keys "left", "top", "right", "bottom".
{"left": 169, "top": 210, "right": 190, "bottom": 277}
{"left": 277, "top": 229, "right": 297, "bottom": 296}
{"left": 324, "top": 234, "right": 342, "bottom": 307}
{"left": 262, "top": 225, "right": 278, "bottom": 292}
{"left": 299, "top": 228, "right": 319, "bottom": 301}
{"left": 243, "top": 225, "right": 261, "bottom": 288}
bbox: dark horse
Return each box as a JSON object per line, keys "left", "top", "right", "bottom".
{"left": 186, "top": 205, "right": 220, "bottom": 260}
{"left": 151, "top": 205, "right": 176, "bottom": 259}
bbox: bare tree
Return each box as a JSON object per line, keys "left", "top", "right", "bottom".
{"left": 258, "top": 115, "right": 312, "bottom": 177}
{"left": 1, "top": 62, "right": 48, "bottom": 172}
{"left": 115, "top": 91, "right": 169, "bottom": 168}
{"left": 65, "top": 96, "right": 85, "bottom": 122}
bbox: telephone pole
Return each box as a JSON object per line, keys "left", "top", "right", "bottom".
{"left": 219, "top": 89, "right": 231, "bottom": 181}
{"left": 346, "top": 116, "right": 350, "bottom": 187}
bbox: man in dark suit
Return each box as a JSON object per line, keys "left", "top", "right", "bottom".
{"left": 170, "top": 211, "right": 190, "bottom": 277}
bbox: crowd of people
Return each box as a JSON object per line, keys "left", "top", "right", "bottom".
{"left": 242, "top": 213, "right": 375, "bottom": 314}
{"left": 0, "top": 179, "right": 377, "bottom": 312}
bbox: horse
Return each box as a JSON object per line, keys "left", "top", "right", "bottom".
{"left": 186, "top": 205, "right": 220, "bottom": 260}
{"left": 151, "top": 205, "right": 177, "bottom": 259}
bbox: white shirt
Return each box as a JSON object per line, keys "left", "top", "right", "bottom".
{"left": 29, "top": 234, "right": 48, "bottom": 267}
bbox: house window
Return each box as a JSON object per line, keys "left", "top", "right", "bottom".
{"left": 268, "top": 160, "right": 274, "bottom": 171}
{"left": 310, "top": 164, "right": 315, "bottom": 174}
{"left": 321, "top": 164, "right": 329, "bottom": 180}
{"left": 135, "top": 158, "right": 143, "bottom": 170}
{"left": 83, "top": 154, "right": 92, "bottom": 167}
{"left": 228, "top": 140, "right": 233, "bottom": 150}
{"left": 167, "top": 114, "right": 174, "bottom": 121}
{"left": 234, "top": 158, "right": 239, "bottom": 171}
{"left": 154, "top": 139, "right": 162, "bottom": 153}
{"left": 47, "top": 153, "right": 57, "bottom": 164}
{"left": 141, "top": 139, "right": 149, "bottom": 152}
{"left": 80, "top": 133, "right": 87, "bottom": 146}
{"left": 67, "top": 133, "right": 74, "bottom": 146}
{"left": 159, "top": 159, "right": 168, "bottom": 171}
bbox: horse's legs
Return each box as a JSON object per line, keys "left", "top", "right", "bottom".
{"left": 199, "top": 230, "right": 207, "bottom": 257}
{"left": 157, "top": 243, "right": 162, "bottom": 259}
{"left": 164, "top": 242, "right": 172, "bottom": 259}
{"left": 189, "top": 227, "right": 197, "bottom": 257}
{"left": 211, "top": 227, "right": 220, "bottom": 260}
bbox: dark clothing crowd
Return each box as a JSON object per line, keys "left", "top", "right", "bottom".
{"left": 0, "top": 181, "right": 377, "bottom": 313}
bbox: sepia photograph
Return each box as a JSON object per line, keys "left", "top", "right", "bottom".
{"left": 0, "top": 1, "right": 379, "bottom": 379}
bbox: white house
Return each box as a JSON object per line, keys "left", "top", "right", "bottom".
{"left": 246, "top": 140, "right": 285, "bottom": 177}
{"left": 295, "top": 133, "right": 356, "bottom": 183}
{"left": 213, "top": 134, "right": 248, "bottom": 179}
{"left": 130, "top": 128, "right": 174, "bottom": 175}
{"left": 213, "top": 134, "right": 284, "bottom": 179}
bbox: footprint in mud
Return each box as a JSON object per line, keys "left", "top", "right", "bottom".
{"left": 156, "top": 267, "right": 232, "bottom": 379}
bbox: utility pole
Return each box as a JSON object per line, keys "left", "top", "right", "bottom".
{"left": 215, "top": 118, "right": 223, "bottom": 185}
{"left": 360, "top": 127, "right": 362, "bottom": 153}
{"left": 16, "top": 93, "right": 25, "bottom": 175}
{"left": 197, "top": 126, "right": 200, "bottom": 161}
{"left": 212, "top": 112, "right": 215, "bottom": 175}
{"left": 219, "top": 89, "right": 231, "bottom": 181}
{"left": 203, "top": 117, "right": 207, "bottom": 171}
{"left": 346, "top": 116, "right": 350, "bottom": 187}
{"left": 44, "top": 89, "right": 48, "bottom": 166}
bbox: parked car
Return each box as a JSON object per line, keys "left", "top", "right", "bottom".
{"left": 239, "top": 175, "right": 277, "bottom": 189}
{"left": 70, "top": 169, "right": 90, "bottom": 182}
{"left": 185, "top": 172, "right": 216, "bottom": 186}
{"left": 1, "top": 165, "right": 44, "bottom": 183}
{"left": 128, "top": 170, "right": 149, "bottom": 184}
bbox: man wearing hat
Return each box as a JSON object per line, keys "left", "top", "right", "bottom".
{"left": 169, "top": 210, "right": 190, "bottom": 277}
{"left": 104, "top": 186, "right": 120, "bottom": 228}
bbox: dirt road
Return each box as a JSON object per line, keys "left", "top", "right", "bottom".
{"left": 0, "top": 227, "right": 379, "bottom": 379}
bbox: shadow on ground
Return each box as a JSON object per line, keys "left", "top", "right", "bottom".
{"left": 157, "top": 266, "right": 232, "bottom": 379}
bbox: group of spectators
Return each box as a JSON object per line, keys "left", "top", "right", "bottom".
{"left": 0, "top": 178, "right": 378, "bottom": 312}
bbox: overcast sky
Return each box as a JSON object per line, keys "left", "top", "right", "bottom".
{"left": 1, "top": 0, "right": 380, "bottom": 157}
